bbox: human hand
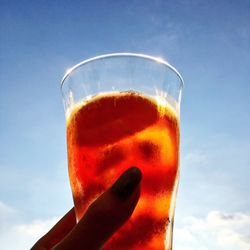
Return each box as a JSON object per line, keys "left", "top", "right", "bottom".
{"left": 31, "top": 167, "right": 142, "bottom": 250}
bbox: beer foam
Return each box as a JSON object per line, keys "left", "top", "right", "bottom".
{"left": 66, "top": 91, "right": 179, "bottom": 125}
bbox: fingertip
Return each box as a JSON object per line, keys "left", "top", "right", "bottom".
{"left": 110, "top": 166, "right": 142, "bottom": 201}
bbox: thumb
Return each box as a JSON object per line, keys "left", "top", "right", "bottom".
{"left": 53, "top": 167, "right": 142, "bottom": 250}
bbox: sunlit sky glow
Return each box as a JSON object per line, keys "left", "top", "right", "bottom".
{"left": 0, "top": 1, "right": 250, "bottom": 249}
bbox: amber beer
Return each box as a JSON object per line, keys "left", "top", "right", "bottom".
{"left": 67, "top": 91, "right": 179, "bottom": 250}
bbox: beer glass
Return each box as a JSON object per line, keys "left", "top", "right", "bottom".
{"left": 61, "top": 53, "right": 183, "bottom": 250}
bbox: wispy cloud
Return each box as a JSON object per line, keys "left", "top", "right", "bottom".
{"left": 0, "top": 161, "right": 72, "bottom": 220}
{"left": 0, "top": 201, "right": 16, "bottom": 218}
{"left": 0, "top": 201, "right": 17, "bottom": 231}
{"left": 182, "top": 151, "right": 207, "bottom": 168}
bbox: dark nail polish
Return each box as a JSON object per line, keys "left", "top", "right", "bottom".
{"left": 111, "top": 167, "right": 142, "bottom": 200}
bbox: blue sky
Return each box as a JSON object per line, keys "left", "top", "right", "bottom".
{"left": 0, "top": 0, "right": 250, "bottom": 249}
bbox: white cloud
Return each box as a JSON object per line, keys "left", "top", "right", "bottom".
{"left": 2, "top": 200, "right": 250, "bottom": 250}
{"left": 218, "top": 229, "right": 250, "bottom": 249}
{"left": 175, "top": 246, "right": 207, "bottom": 250}
{"left": 0, "top": 201, "right": 58, "bottom": 250}
{"left": 14, "top": 218, "right": 58, "bottom": 238}
{"left": 0, "top": 218, "right": 58, "bottom": 250}
{"left": 175, "top": 228, "right": 195, "bottom": 242}
{"left": 175, "top": 246, "right": 195, "bottom": 250}
{"left": 174, "top": 210, "right": 250, "bottom": 250}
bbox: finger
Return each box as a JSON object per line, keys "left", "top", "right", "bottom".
{"left": 53, "top": 167, "right": 142, "bottom": 250}
{"left": 31, "top": 208, "right": 76, "bottom": 250}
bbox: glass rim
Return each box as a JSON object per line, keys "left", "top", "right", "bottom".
{"left": 61, "top": 52, "right": 184, "bottom": 89}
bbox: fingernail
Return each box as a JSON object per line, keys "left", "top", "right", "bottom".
{"left": 111, "top": 167, "right": 142, "bottom": 201}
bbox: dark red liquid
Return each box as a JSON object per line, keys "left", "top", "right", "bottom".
{"left": 67, "top": 92, "right": 179, "bottom": 250}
